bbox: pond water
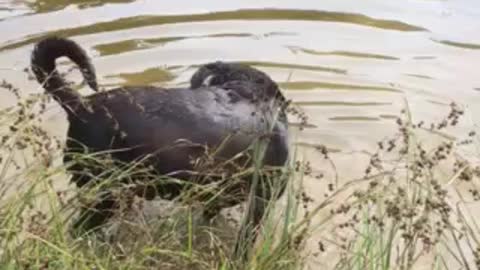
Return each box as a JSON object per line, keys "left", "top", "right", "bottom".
{"left": 1, "top": 0, "right": 480, "bottom": 268}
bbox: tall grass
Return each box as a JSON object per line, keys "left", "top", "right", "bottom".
{"left": 1, "top": 72, "right": 480, "bottom": 270}
{"left": 325, "top": 100, "right": 480, "bottom": 270}
{"left": 0, "top": 75, "right": 311, "bottom": 270}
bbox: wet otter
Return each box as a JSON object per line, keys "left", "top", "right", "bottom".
{"left": 190, "top": 61, "right": 283, "bottom": 102}
{"left": 31, "top": 37, "right": 289, "bottom": 256}
{"left": 190, "top": 61, "right": 289, "bottom": 128}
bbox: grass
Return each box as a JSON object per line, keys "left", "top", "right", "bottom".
{"left": 0, "top": 73, "right": 312, "bottom": 270}
{"left": 1, "top": 70, "right": 480, "bottom": 270}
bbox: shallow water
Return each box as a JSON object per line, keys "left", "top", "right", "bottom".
{"left": 1, "top": 0, "right": 480, "bottom": 268}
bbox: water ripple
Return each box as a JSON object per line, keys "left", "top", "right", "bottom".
{"left": 0, "top": 8, "right": 428, "bottom": 51}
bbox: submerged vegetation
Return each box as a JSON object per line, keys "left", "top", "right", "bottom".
{"left": 1, "top": 68, "right": 480, "bottom": 270}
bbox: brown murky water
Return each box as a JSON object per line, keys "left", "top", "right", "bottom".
{"left": 1, "top": 0, "right": 480, "bottom": 268}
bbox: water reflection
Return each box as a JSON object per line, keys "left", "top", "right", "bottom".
{"left": 289, "top": 46, "right": 400, "bottom": 60}
{"left": 104, "top": 66, "right": 178, "bottom": 86}
{"left": 432, "top": 38, "right": 480, "bottom": 50}
{"left": 0, "top": 8, "right": 427, "bottom": 51}
{"left": 23, "top": 0, "right": 136, "bottom": 13}
{"left": 280, "top": 81, "right": 403, "bottom": 93}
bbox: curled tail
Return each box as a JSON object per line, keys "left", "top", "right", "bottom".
{"left": 31, "top": 36, "right": 98, "bottom": 118}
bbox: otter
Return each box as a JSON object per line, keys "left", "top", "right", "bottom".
{"left": 190, "top": 61, "right": 281, "bottom": 101}
{"left": 190, "top": 61, "right": 290, "bottom": 124}
{"left": 31, "top": 36, "right": 289, "bottom": 257}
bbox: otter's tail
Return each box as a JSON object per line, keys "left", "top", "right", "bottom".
{"left": 31, "top": 36, "right": 98, "bottom": 118}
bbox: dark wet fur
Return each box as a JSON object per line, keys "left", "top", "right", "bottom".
{"left": 190, "top": 61, "right": 285, "bottom": 102}
{"left": 31, "top": 37, "right": 289, "bottom": 257}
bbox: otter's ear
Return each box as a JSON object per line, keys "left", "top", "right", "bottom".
{"left": 201, "top": 74, "right": 215, "bottom": 86}
{"left": 190, "top": 66, "right": 211, "bottom": 88}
